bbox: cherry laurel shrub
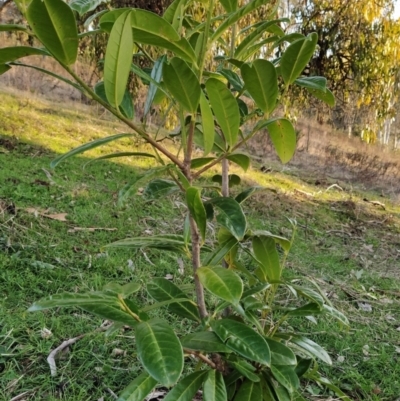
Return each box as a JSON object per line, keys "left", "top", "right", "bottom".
{"left": 1, "top": 0, "right": 346, "bottom": 399}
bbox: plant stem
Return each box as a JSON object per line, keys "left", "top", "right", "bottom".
{"left": 183, "top": 348, "right": 216, "bottom": 369}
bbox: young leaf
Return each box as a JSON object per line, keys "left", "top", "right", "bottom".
{"left": 200, "top": 91, "right": 215, "bottom": 155}
{"left": 163, "top": 57, "right": 201, "bottom": 113}
{"left": 270, "top": 365, "right": 300, "bottom": 393}
{"left": 136, "top": 319, "right": 183, "bottom": 386}
{"left": 50, "top": 133, "right": 135, "bottom": 168}
{"left": 94, "top": 81, "right": 134, "bottom": 119}
{"left": 241, "top": 59, "right": 278, "bottom": 115}
{"left": 212, "top": 319, "right": 271, "bottom": 365}
{"left": 256, "top": 118, "right": 296, "bottom": 164}
{"left": 26, "top": 0, "right": 78, "bottom": 65}
{"left": 230, "top": 359, "right": 260, "bottom": 382}
{"left": 197, "top": 266, "right": 243, "bottom": 305}
{"left": 186, "top": 187, "right": 207, "bottom": 242}
{"left": 104, "top": 11, "right": 133, "bottom": 108}
{"left": 0, "top": 47, "right": 49, "bottom": 64}
{"left": 144, "top": 55, "right": 166, "bottom": 117}
{"left": 203, "top": 370, "right": 228, "bottom": 401}
{"left": 207, "top": 197, "right": 247, "bottom": 240}
{"left": 252, "top": 236, "right": 281, "bottom": 282}
{"left": 181, "top": 331, "right": 232, "bottom": 353}
{"left": 226, "top": 153, "right": 250, "bottom": 172}
{"left": 163, "top": 371, "right": 208, "bottom": 401}
{"left": 265, "top": 338, "right": 297, "bottom": 366}
{"left": 205, "top": 78, "right": 240, "bottom": 148}
{"left": 117, "top": 371, "right": 158, "bottom": 401}
{"left": 69, "top": 0, "right": 108, "bottom": 16}
{"left": 147, "top": 278, "right": 200, "bottom": 322}
{"left": 280, "top": 33, "right": 318, "bottom": 85}
{"left": 233, "top": 379, "right": 262, "bottom": 401}
{"left": 203, "top": 237, "right": 239, "bottom": 266}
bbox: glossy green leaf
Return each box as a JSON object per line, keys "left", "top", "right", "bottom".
{"left": 104, "top": 11, "right": 133, "bottom": 108}
{"left": 94, "top": 81, "right": 134, "bottom": 119}
{"left": 0, "top": 24, "right": 28, "bottom": 32}
{"left": 203, "top": 237, "right": 239, "bottom": 266}
{"left": 250, "top": 230, "right": 291, "bottom": 252}
{"left": 212, "top": 319, "right": 270, "bottom": 365}
{"left": 197, "top": 266, "right": 243, "bottom": 305}
{"left": 286, "top": 303, "right": 322, "bottom": 317}
{"left": 271, "top": 365, "right": 300, "bottom": 393}
{"left": 219, "top": 0, "right": 237, "bottom": 12}
{"left": 266, "top": 338, "right": 297, "bottom": 366}
{"left": 207, "top": 197, "right": 246, "bottom": 240}
{"left": 230, "top": 360, "right": 260, "bottom": 382}
{"left": 203, "top": 370, "right": 227, "bottom": 401}
{"left": 163, "top": 0, "right": 186, "bottom": 28}
{"left": 117, "top": 371, "right": 157, "bottom": 401}
{"left": 105, "top": 234, "right": 188, "bottom": 254}
{"left": 275, "top": 334, "right": 332, "bottom": 365}
{"left": 144, "top": 179, "right": 179, "bottom": 199}
{"left": 0, "top": 47, "right": 48, "bottom": 64}
{"left": 211, "top": 0, "right": 270, "bottom": 42}
{"left": 241, "top": 59, "right": 278, "bottom": 115}
{"left": 136, "top": 319, "right": 183, "bottom": 386}
{"left": 50, "top": 133, "right": 135, "bottom": 168}
{"left": 269, "top": 379, "right": 291, "bottom": 401}
{"left": 147, "top": 278, "right": 200, "bottom": 322}
{"left": 252, "top": 236, "right": 281, "bottom": 282}
{"left": 235, "top": 186, "right": 264, "bottom": 204}
{"left": 163, "top": 57, "right": 200, "bottom": 112}
{"left": 219, "top": 69, "right": 243, "bottom": 92}
{"left": 206, "top": 78, "right": 239, "bottom": 148}
{"left": 305, "top": 87, "right": 335, "bottom": 107}
{"left": 144, "top": 55, "right": 166, "bottom": 117}
{"left": 0, "top": 64, "right": 11, "bottom": 75}
{"left": 191, "top": 157, "right": 215, "bottom": 169}
{"left": 294, "top": 358, "right": 312, "bottom": 378}
{"left": 28, "top": 292, "right": 139, "bottom": 327}
{"left": 226, "top": 153, "right": 250, "bottom": 172}
{"left": 26, "top": 0, "right": 78, "bottom": 65}
{"left": 186, "top": 187, "right": 207, "bottom": 242}
{"left": 212, "top": 174, "right": 241, "bottom": 188}
{"left": 181, "top": 331, "right": 232, "bottom": 353}
{"left": 323, "top": 304, "right": 349, "bottom": 326}
{"left": 256, "top": 118, "right": 296, "bottom": 164}
{"left": 69, "top": 0, "right": 108, "bottom": 16}
{"left": 294, "top": 76, "right": 327, "bottom": 92}
{"left": 291, "top": 285, "right": 324, "bottom": 306}
{"left": 281, "top": 33, "right": 318, "bottom": 85}
{"left": 200, "top": 91, "right": 215, "bottom": 155}
{"left": 233, "top": 379, "right": 262, "bottom": 401}
{"left": 164, "top": 371, "right": 207, "bottom": 401}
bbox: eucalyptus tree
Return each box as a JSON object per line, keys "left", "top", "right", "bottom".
{"left": 0, "top": 0, "right": 350, "bottom": 399}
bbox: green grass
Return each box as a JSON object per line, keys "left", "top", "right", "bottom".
{"left": 1, "top": 91, "right": 400, "bottom": 400}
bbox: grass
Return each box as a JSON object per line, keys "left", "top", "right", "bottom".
{"left": 1, "top": 90, "right": 400, "bottom": 400}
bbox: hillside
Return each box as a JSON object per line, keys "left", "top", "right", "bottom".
{"left": 1, "top": 88, "right": 400, "bottom": 400}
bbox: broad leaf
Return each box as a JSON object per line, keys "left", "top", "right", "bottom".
{"left": 69, "top": 0, "right": 108, "bottom": 16}
{"left": 26, "top": 0, "right": 78, "bottom": 65}
{"left": 203, "top": 237, "right": 239, "bottom": 266}
{"left": 266, "top": 338, "right": 297, "bottom": 366}
{"left": 163, "top": 371, "right": 207, "bottom": 401}
{"left": 250, "top": 230, "right": 291, "bottom": 252}
{"left": 181, "top": 331, "right": 232, "bottom": 353}
{"left": 0, "top": 47, "right": 48, "bottom": 64}
{"left": 219, "top": 0, "right": 237, "bottom": 12}
{"left": 200, "top": 91, "right": 215, "bottom": 155}
{"left": 147, "top": 278, "right": 200, "bottom": 322}
{"left": 281, "top": 33, "right": 318, "bottom": 85}
{"left": 204, "top": 370, "right": 228, "bottom": 401}
{"left": 286, "top": 303, "right": 322, "bottom": 317}
{"left": 186, "top": 187, "right": 207, "bottom": 242}
{"left": 241, "top": 59, "right": 278, "bottom": 115}
{"left": 305, "top": 87, "right": 335, "bottom": 107}
{"left": 271, "top": 365, "right": 300, "bottom": 393}
{"left": 252, "top": 236, "right": 281, "bottom": 282}
{"left": 256, "top": 118, "right": 296, "bottom": 164}
{"left": 163, "top": 57, "right": 200, "bottom": 112}
{"left": 294, "top": 76, "right": 327, "bottom": 91}
{"left": 212, "top": 319, "right": 270, "bottom": 365}
{"left": 94, "top": 81, "right": 134, "bottom": 119}
{"left": 144, "top": 179, "right": 179, "bottom": 199}
{"left": 275, "top": 334, "right": 332, "bottom": 365}
{"left": 226, "top": 153, "right": 250, "bottom": 171}
{"left": 136, "top": 319, "right": 183, "bottom": 386}
{"left": 104, "top": 11, "right": 133, "bottom": 107}
{"left": 233, "top": 379, "right": 262, "bottom": 401}
{"left": 117, "top": 372, "right": 157, "bottom": 401}
{"left": 235, "top": 186, "right": 264, "bottom": 204}
{"left": 205, "top": 78, "right": 239, "bottom": 148}
{"left": 230, "top": 360, "right": 260, "bottom": 382}
{"left": 219, "top": 69, "right": 243, "bottom": 92}
{"left": 207, "top": 197, "right": 246, "bottom": 240}
{"left": 144, "top": 55, "right": 166, "bottom": 117}
{"left": 308, "top": 375, "right": 351, "bottom": 401}
{"left": 50, "top": 133, "right": 135, "bottom": 168}
{"left": 197, "top": 266, "right": 243, "bottom": 305}
{"left": 0, "top": 64, "right": 11, "bottom": 75}
{"left": 163, "top": 0, "right": 186, "bottom": 28}
{"left": 323, "top": 304, "right": 349, "bottom": 326}
{"left": 191, "top": 157, "right": 215, "bottom": 169}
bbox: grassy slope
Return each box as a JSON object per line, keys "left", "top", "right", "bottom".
{"left": 1, "top": 91, "right": 399, "bottom": 400}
